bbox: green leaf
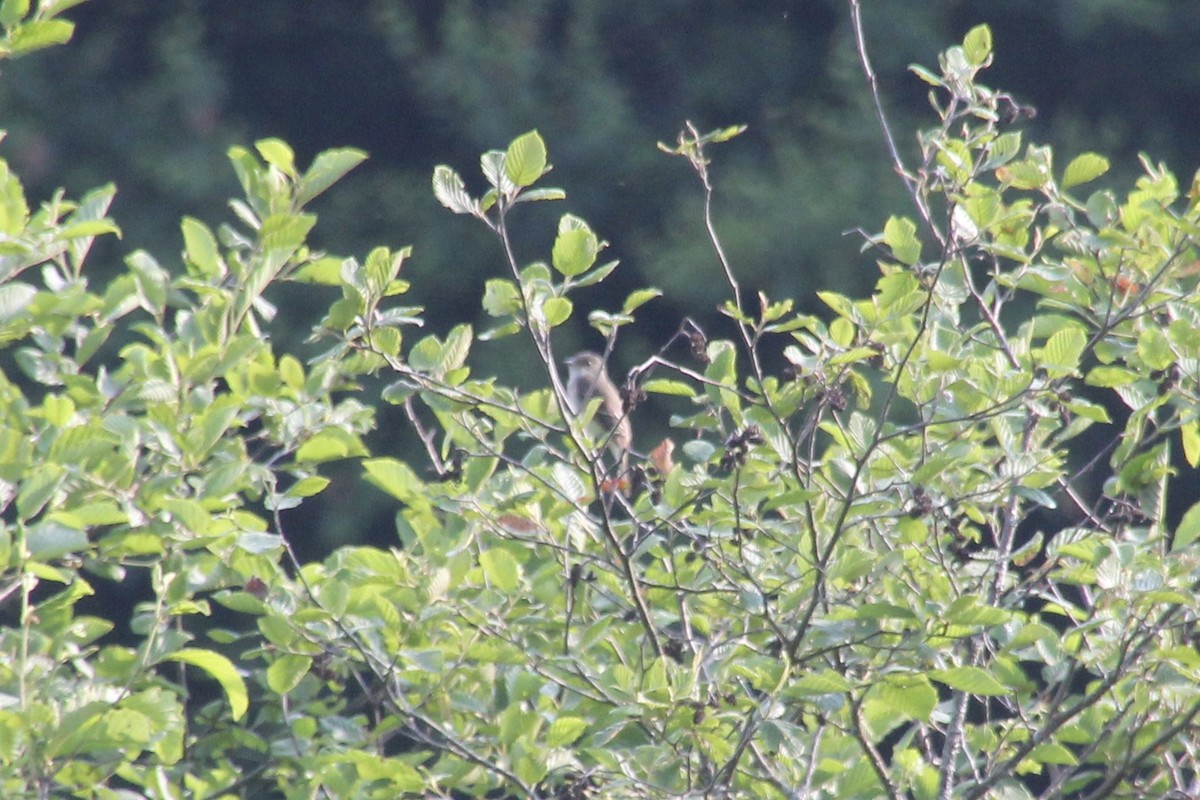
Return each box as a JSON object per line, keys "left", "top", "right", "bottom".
{"left": 166, "top": 648, "right": 248, "bottom": 721}
{"left": 1036, "top": 328, "right": 1085, "bottom": 376}
{"left": 829, "top": 346, "right": 884, "bottom": 367}
{"left": 255, "top": 138, "right": 296, "bottom": 177}
{"left": 1065, "top": 398, "right": 1111, "bottom": 424}
{"left": 1173, "top": 499, "right": 1200, "bottom": 552}
{"left": 1181, "top": 420, "right": 1200, "bottom": 469}
{"left": 296, "top": 147, "right": 367, "bottom": 207}
{"left": 1028, "top": 742, "right": 1078, "bottom": 766}
{"left": 364, "top": 245, "right": 407, "bottom": 296}
{"left": 55, "top": 219, "right": 121, "bottom": 240}
{"left": 258, "top": 616, "right": 295, "bottom": 647}
{"left": 160, "top": 498, "right": 213, "bottom": 537}
{"left": 883, "top": 216, "right": 922, "bottom": 265}
{"left": 542, "top": 296, "right": 572, "bottom": 327}
{"left": 872, "top": 675, "right": 937, "bottom": 722}
{"left": 945, "top": 595, "right": 1010, "bottom": 626}
{"left": 480, "top": 150, "right": 514, "bottom": 195}
{"left": 962, "top": 24, "right": 992, "bottom": 66}
{"left": 237, "top": 532, "right": 283, "bottom": 555}
{"left": 480, "top": 547, "right": 520, "bottom": 591}
{"left": 17, "top": 463, "right": 65, "bottom": 521}
{"left": 363, "top": 458, "right": 427, "bottom": 506}
{"left": 296, "top": 431, "right": 352, "bottom": 463}
{"left": 0, "top": 281, "right": 35, "bottom": 320}
{"left": 0, "top": 161, "right": 28, "bottom": 235}
{"left": 42, "top": 394, "right": 75, "bottom": 427}
{"left": 126, "top": 250, "right": 169, "bottom": 314}
{"left": 552, "top": 225, "right": 599, "bottom": 277}
{"left": 621, "top": 288, "right": 662, "bottom": 315}
{"left": 482, "top": 278, "right": 522, "bottom": 318}
{"left": 1062, "top": 153, "right": 1110, "bottom": 191}
{"left": 505, "top": 130, "right": 548, "bottom": 187}
{"left": 642, "top": 379, "right": 695, "bottom": 397}
{"left": 181, "top": 217, "right": 221, "bottom": 278}
{"left": 817, "top": 290, "right": 856, "bottom": 321}
{"left": 101, "top": 707, "right": 152, "bottom": 748}
{"left": 545, "top": 716, "right": 588, "bottom": 747}
{"left": 909, "top": 64, "right": 942, "bottom": 87}
{"left": 707, "top": 124, "right": 747, "bottom": 143}
{"left": 259, "top": 212, "right": 316, "bottom": 255}
{"left": 432, "top": 165, "right": 477, "bottom": 215}
{"left": 27, "top": 520, "right": 87, "bottom": 560}
{"left": 0, "top": 0, "right": 29, "bottom": 27}
{"left": 930, "top": 666, "right": 1008, "bottom": 696}
{"left": 572, "top": 259, "right": 619, "bottom": 289}
{"left": 1136, "top": 327, "right": 1173, "bottom": 371}
{"left": 514, "top": 187, "right": 565, "bottom": 204}
{"left": 981, "top": 131, "right": 1022, "bottom": 171}
{"left": 266, "top": 654, "right": 312, "bottom": 695}
{"left": 440, "top": 323, "right": 473, "bottom": 374}
{"left": 7, "top": 19, "right": 74, "bottom": 54}
{"left": 194, "top": 396, "right": 241, "bottom": 458}
{"left": 295, "top": 255, "right": 347, "bottom": 285}
{"left": 286, "top": 476, "right": 330, "bottom": 499}
{"left": 1085, "top": 365, "right": 1139, "bottom": 388}
{"left": 1001, "top": 156, "right": 1051, "bottom": 190}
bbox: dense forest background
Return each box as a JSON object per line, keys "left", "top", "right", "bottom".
{"left": 5, "top": 0, "right": 1197, "bottom": 551}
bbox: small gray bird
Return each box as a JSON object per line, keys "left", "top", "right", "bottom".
{"left": 564, "top": 351, "right": 632, "bottom": 473}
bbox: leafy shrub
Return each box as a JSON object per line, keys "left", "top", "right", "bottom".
{"left": 1, "top": 8, "right": 1198, "bottom": 800}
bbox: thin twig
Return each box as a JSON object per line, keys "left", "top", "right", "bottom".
{"left": 403, "top": 396, "right": 446, "bottom": 476}
{"left": 848, "top": 0, "right": 945, "bottom": 247}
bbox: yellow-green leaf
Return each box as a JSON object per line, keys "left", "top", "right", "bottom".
{"left": 1037, "top": 328, "right": 1085, "bottom": 376}
{"left": 1028, "top": 742, "right": 1078, "bottom": 766}
{"left": 642, "top": 379, "right": 695, "bottom": 397}
{"left": 296, "top": 431, "right": 351, "bottom": 463}
{"left": 1173, "top": 499, "right": 1200, "bottom": 552}
{"left": 542, "top": 296, "right": 573, "bottom": 327}
{"left": 546, "top": 716, "right": 588, "bottom": 747}
{"left": 479, "top": 547, "right": 520, "bottom": 591}
{"left": 1062, "top": 153, "right": 1110, "bottom": 191}
{"left": 552, "top": 227, "right": 598, "bottom": 277}
{"left": 255, "top": 138, "right": 296, "bottom": 177}
{"left": 883, "top": 216, "right": 921, "bottom": 265}
{"left": 286, "top": 476, "right": 330, "bottom": 499}
{"left": 505, "top": 130, "right": 547, "bottom": 187}
{"left": 267, "top": 654, "right": 312, "bottom": 695}
{"left": 296, "top": 147, "right": 367, "bottom": 207}
{"left": 363, "top": 458, "right": 425, "bottom": 504}
{"left": 42, "top": 394, "right": 75, "bottom": 427}
{"left": 962, "top": 24, "right": 992, "bottom": 66}
{"left": 0, "top": 0, "right": 29, "bottom": 27}
{"left": 1085, "top": 365, "right": 1139, "bottom": 388}
{"left": 7, "top": 19, "right": 73, "bottom": 54}
{"left": 622, "top": 288, "right": 662, "bottom": 315}
{"left": 167, "top": 648, "right": 248, "bottom": 721}
{"left": 181, "top": 217, "right": 221, "bottom": 278}
{"left": 873, "top": 675, "right": 937, "bottom": 722}
{"left": 930, "top": 666, "right": 1008, "bottom": 696}
{"left": 1181, "top": 420, "right": 1200, "bottom": 468}
{"left": 1136, "top": 326, "right": 1173, "bottom": 371}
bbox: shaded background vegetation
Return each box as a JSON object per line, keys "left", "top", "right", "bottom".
{"left": 4, "top": 0, "right": 1197, "bottom": 551}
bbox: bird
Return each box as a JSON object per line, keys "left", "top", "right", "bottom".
{"left": 563, "top": 351, "right": 632, "bottom": 475}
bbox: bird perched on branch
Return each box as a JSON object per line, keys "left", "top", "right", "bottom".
{"left": 564, "top": 351, "right": 632, "bottom": 477}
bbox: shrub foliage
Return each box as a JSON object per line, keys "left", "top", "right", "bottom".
{"left": 1, "top": 8, "right": 1198, "bottom": 800}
